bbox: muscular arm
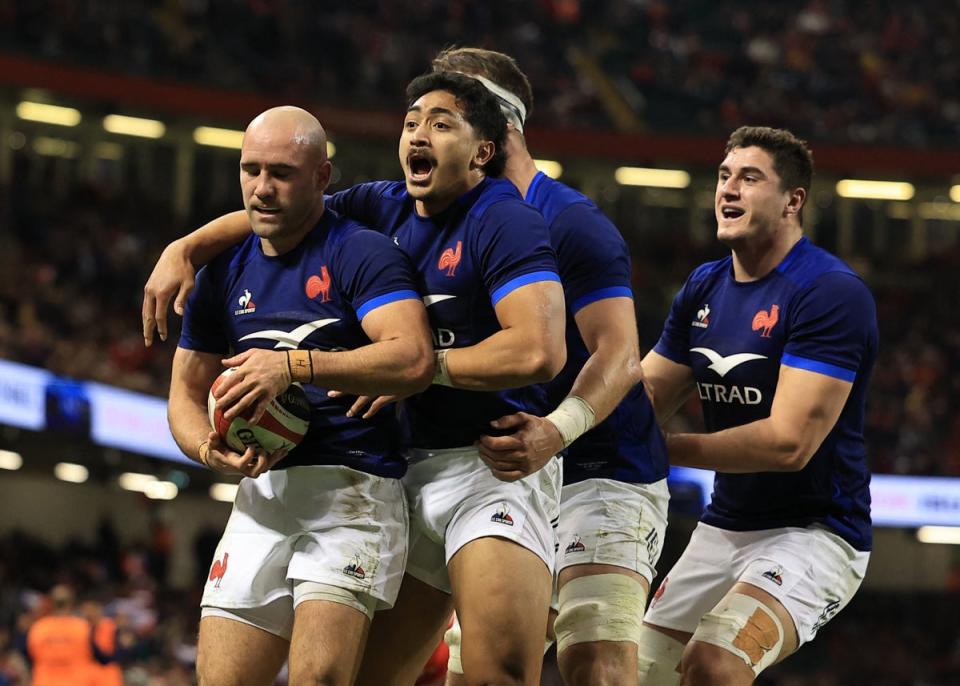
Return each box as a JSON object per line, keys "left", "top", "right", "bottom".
{"left": 665, "top": 365, "right": 852, "bottom": 472}
{"left": 217, "top": 298, "right": 434, "bottom": 420}
{"left": 168, "top": 347, "right": 223, "bottom": 463}
{"left": 641, "top": 350, "right": 697, "bottom": 425}
{"left": 443, "top": 280, "right": 566, "bottom": 389}
{"left": 566, "top": 296, "right": 643, "bottom": 424}
{"left": 142, "top": 210, "right": 252, "bottom": 344}
{"left": 476, "top": 296, "right": 644, "bottom": 480}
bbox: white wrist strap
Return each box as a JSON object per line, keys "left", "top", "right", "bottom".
{"left": 545, "top": 396, "right": 595, "bottom": 448}
{"left": 432, "top": 348, "right": 454, "bottom": 387}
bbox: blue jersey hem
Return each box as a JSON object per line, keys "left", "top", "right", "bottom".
{"left": 490, "top": 271, "right": 561, "bottom": 306}
{"left": 781, "top": 353, "right": 856, "bottom": 382}
{"left": 356, "top": 289, "right": 420, "bottom": 320}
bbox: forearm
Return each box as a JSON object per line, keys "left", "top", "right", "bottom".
{"left": 443, "top": 328, "right": 562, "bottom": 390}
{"left": 182, "top": 210, "right": 252, "bottom": 266}
{"left": 666, "top": 417, "right": 803, "bottom": 473}
{"left": 305, "top": 339, "right": 432, "bottom": 395}
{"left": 567, "top": 344, "right": 642, "bottom": 426}
{"left": 168, "top": 393, "right": 212, "bottom": 464}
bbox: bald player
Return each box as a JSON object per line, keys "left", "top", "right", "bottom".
{"left": 167, "top": 106, "right": 433, "bottom": 686}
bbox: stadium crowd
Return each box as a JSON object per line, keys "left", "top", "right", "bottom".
{"left": 1, "top": 0, "right": 959, "bottom": 144}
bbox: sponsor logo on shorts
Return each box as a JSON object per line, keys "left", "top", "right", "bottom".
{"left": 645, "top": 527, "right": 660, "bottom": 560}
{"left": 208, "top": 552, "right": 229, "bottom": 589}
{"left": 490, "top": 503, "right": 514, "bottom": 526}
{"left": 762, "top": 565, "right": 784, "bottom": 586}
{"left": 343, "top": 554, "right": 366, "bottom": 580}
{"left": 811, "top": 598, "right": 841, "bottom": 635}
{"left": 564, "top": 535, "right": 586, "bottom": 554}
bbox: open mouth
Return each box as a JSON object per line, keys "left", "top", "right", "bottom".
{"left": 254, "top": 207, "right": 281, "bottom": 216}
{"left": 407, "top": 152, "right": 435, "bottom": 183}
{"left": 720, "top": 206, "right": 745, "bottom": 220}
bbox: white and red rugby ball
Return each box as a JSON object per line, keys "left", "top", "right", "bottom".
{"left": 207, "top": 367, "right": 311, "bottom": 454}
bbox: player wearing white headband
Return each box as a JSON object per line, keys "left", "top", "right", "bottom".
{"left": 433, "top": 47, "right": 670, "bottom": 686}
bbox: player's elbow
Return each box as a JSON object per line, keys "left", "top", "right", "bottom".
{"left": 526, "top": 338, "right": 566, "bottom": 382}
{"left": 398, "top": 340, "right": 435, "bottom": 392}
{"left": 778, "top": 438, "right": 816, "bottom": 472}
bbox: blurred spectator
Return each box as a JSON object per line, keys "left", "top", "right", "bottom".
{"left": 25, "top": 584, "right": 96, "bottom": 686}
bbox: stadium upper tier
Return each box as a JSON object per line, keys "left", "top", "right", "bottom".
{"left": 1, "top": 0, "right": 958, "bottom": 145}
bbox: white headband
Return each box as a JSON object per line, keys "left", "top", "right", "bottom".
{"left": 469, "top": 73, "right": 527, "bottom": 133}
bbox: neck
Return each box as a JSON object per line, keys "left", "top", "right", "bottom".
{"left": 260, "top": 201, "right": 325, "bottom": 256}
{"left": 730, "top": 223, "right": 803, "bottom": 281}
{"left": 501, "top": 131, "right": 539, "bottom": 199}
{"left": 414, "top": 170, "right": 485, "bottom": 217}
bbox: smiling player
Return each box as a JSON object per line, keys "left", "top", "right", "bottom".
{"left": 637, "top": 126, "right": 877, "bottom": 686}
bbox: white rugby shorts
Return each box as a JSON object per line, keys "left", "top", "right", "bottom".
{"left": 556, "top": 477, "right": 670, "bottom": 584}
{"left": 199, "top": 464, "right": 408, "bottom": 637}
{"left": 644, "top": 522, "right": 869, "bottom": 645}
{"left": 403, "top": 447, "right": 562, "bottom": 593}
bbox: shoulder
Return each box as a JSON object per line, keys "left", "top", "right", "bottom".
{"left": 688, "top": 257, "right": 730, "bottom": 285}
{"left": 468, "top": 178, "right": 530, "bottom": 222}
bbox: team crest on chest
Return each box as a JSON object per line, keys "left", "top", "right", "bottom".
{"left": 752, "top": 304, "right": 779, "bottom": 337}
{"left": 305, "top": 265, "right": 332, "bottom": 303}
{"left": 438, "top": 241, "right": 462, "bottom": 277}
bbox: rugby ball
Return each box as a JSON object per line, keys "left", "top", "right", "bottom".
{"left": 207, "top": 367, "right": 311, "bottom": 454}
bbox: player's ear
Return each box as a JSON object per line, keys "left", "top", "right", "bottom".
{"left": 472, "top": 140, "right": 495, "bottom": 171}
{"left": 784, "top": 186, "right": 805, "bottom": 217}
{"left": 316, "top": 160, "right": 333, "bottom": 192}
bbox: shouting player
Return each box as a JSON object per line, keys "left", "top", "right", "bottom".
{"left": 426, "top": 48, "right": 669, "bottom": 686}
{"left": 148, "top": 74, "right": 567, "bottom": 685}
{"left": 637, "top": 126, "right": 876, "bottom": 685}
{"left": 168, "top": 107, "right": 433, "bottom": 686}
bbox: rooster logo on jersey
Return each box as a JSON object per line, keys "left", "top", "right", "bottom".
{"left": 305, "top": 265, "right": 332, "bottom": 303}
{"left": 438, "top": 241, "right": 462, "bottom": 277}
{"left": 234, "top": 289, "right": 256, "bottom": 315}
{"left": 752, "top": 304, "right": 779, "bottom": 337}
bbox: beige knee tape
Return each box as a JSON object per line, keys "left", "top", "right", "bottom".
{"left": 445, "top": 615, "right": 554, "bottom": 675}
{"left": 293, "top": 580, "right": 377, "bottom": 620}
{"left": 554, "top": 574, "right": 647, "bottom": 655}
{"left": 691, "top": 593, "right": 784, "bottom": 676}
{"left": 636, "top": 625, "right": 684, "bottom": 686}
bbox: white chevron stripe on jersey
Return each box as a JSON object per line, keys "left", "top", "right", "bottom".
{"left": 690, "top": 347, "right": 767, "bottom": 378}
{"left": 239, "top": 318, "right": 340, "bottom": 349}
{"left": 423, "top": 294, "right": 457, "bottom": 307}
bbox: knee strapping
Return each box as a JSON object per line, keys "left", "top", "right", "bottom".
{"left": 691, "top": 593, "right": 784, "bottom": 676}
{"left": 635, "top": 625, "right": 684, "bottom": 686}
{"left": 293, "top": 580, "right": 376, "bottom": 620}
{"left": 554, "top": 574, "right": 647, "bottom": 655}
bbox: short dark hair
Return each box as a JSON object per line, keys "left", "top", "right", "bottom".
{"left": 431, "top": 46, "right": 534, "bottom": 120}
{"left": 724, "top": 126, "right": 813, "bottom": 193}
{"left": 405, "top": 71, "right": 508, "bottom": 178}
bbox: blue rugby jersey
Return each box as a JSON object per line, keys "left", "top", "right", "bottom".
{"left": 179, "top": 208, "right": 421, "bottom": 477}
{"left": 653, "top": 237, "right": 877, "bottom": 551}
{"left": 525, "top": 172, "right": 668, "bottom": 485}
{"left": 327, "top": 177, "right": 561, "bottom": 448}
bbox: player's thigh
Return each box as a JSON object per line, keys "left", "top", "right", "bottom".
{"left": 355, "top": 573, "right": 455, "bottom": 686}
{"left": 448, "top": 536, "right": 553, "bottom": 679}
{"left": 287, "top": 599, "right": 371, "bottom": 686}
{"left": 197, "top": 615, "right": 289, "bottom": 686}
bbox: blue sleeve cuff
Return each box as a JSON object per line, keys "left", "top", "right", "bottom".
{"left": 570, "top": 286, "right": 633, "bottom": 314}
{"left": 781, "top": 353, "right": 856, "bottom": 382}
{"left": 356, "top": 289, "right": 421, "bottom": 320}
{"left": 491, "top": 271, "right": 562, "bottom": 306}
